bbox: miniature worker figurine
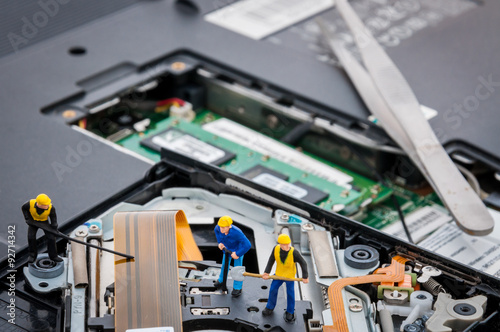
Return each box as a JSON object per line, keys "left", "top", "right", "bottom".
{"left": 262, "top": 234, "right": 309, "bottom": 323}
{"left": 22, "top": 194, "right": 63, "bottom": 263}
{"left": 214, "top": 215, "right": 251, "bottom": 297}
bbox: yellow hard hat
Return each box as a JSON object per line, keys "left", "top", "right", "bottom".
{"left": 36, "top": 193, "right": 51, "bottom": 206}
{"left": 278, "top": 234, "right": 291, "bottom": 244}
{"left": 218, "top": 215, "right": 233, "bottom": 227}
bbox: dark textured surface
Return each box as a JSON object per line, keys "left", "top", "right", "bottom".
{"left": 0, "top": 0, "right": 499, "bottom": 262}
{"left": 0, "top": 0, "right": 139, "bottom": 57}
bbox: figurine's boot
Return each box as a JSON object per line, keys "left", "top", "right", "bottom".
{"left": 284, "top": 311, "right": 296, "bottom": 323}
{"left": 27, "top": 254, "right": 37, "bottom": 264}
{"left": 231, "top": 288, "right": 242, "bottom": 297}
{"left": 50, "top": 256, "right": 63, "bottom": 263}
{"left": 262, "top": 307, "right": 273, "bottom": 316}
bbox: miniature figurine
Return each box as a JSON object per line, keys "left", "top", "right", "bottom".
{"left": 262, "top": 234, "right": 309, "bottom": 323}
{"left": 22, "top": 194, "right": 63, "bottom": 263}
{"left": 214, "top": 215, "right": 251, "bottom": 297}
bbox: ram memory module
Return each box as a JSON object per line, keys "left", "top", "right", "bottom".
{"left": 116, "top": 111, "right": 393, "bottom": 211}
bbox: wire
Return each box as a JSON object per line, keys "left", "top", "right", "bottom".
{"left": 326, "top": 132, "right": 414, "bottom": 243}
{"left": 454, "top": 163, "right": 481, "bottom": 196}
{"left": 280, "top": 121, "right": 314, "bottom": 145}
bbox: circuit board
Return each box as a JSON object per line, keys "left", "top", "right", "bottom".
{"left": 101, "top": 109, "right": 444, "bottom": 237}
{"left": 120, "top": 111, "right": 374, "bottom": 210}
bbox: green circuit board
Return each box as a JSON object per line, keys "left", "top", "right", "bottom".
{"left": 111, "top": 109, "right": 443, "bottom": 232}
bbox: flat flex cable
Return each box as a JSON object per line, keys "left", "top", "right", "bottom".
{"left": 323, "top": 256, "right": 408, "bottom": 332}
{"left": 114, "top": 210, "right": 202, "bottom": 332}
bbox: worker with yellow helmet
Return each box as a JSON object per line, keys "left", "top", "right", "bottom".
{"left": 22, "top": 194, "right": 63, "bottom": 263}
{"left": 262, "top": 233, "right": 309, "bottom": 323}
{"left": 214, "top": 215, "right": 251, "bottom": 297}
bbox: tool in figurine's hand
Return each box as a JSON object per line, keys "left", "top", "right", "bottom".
{"left": 27, "top": 220, "right": 134, "bottom": 260}
{"left": 231, "top": 266, "right": 303, "bottom": 282}
{"left": 220, "top": 247, "right": 232, "bottom": 292}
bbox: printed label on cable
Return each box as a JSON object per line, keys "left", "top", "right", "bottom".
{"left": 204, "top": 0, "right": 333, "bottom": 40}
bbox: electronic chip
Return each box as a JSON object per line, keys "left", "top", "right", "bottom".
{"left": 241, "top": 165, "right": 289, "bottom": 181}
{"left": 292, "top": 181, "right": 329, "bottom": 204}
{"left": 140, "top": 128, "right": 235, "bottom": 166}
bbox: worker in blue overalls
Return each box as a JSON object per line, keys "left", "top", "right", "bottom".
{"left": 214, "top": 215, "right": 251, "bottom": 297}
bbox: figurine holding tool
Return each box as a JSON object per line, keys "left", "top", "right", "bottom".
{"left": 214, "top": 215, "right": 251, "bottom": 297}
{"left": 22, "top": 194, "right": 133, "bottom": 265}
{"left": 22, "top": 194, "right": 63, "bottom": 263}
{"left": 262, "top": 234, "right": 309, "bottom": 323}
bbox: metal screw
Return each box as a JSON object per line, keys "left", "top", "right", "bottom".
{"left": 422, "top": 266, "right": 439, "bottom": 273}
{"left": 266, "top": 114, "right": 279, "bottom": 129}
{"left": 349, "top": 303, "right": 363, "bottom": 312}
{"left": 89, "top": 225, "right": 100, "bottom": 233}
{"left": 75, "top": 229, "right": 87, "bottom": 237}
{"left": 301, "top": 223, "right": 314, "bottom": 232}
{"left": 417, "top": 266, "right": 442, "bottom": 283}
{"left": 280, "top": 213, "right": 289, "bottom": 221}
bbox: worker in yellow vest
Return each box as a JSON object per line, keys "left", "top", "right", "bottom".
{"left": 262, "top": 234, "right": 309, "bottom": 323}
{"left": 22, "top": 194, "right": 63, "bottom": 263}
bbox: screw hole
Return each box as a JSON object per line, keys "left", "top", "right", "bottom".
{"left": 264, "top": 324, "right": 271, "bottom": 328}
{"left": 69, "top": 46, "right": 86, "bottom": 56}
{"left": 261, "top": 285, "right": 268, "bottom": 290}
{"left": 39, "top": 282, "right": 49, "bottom": 288}
{"left": 247, "top": 306, "right": 259, "bottom": 312}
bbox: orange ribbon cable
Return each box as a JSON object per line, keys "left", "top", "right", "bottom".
{"left": 323, "top": 255, "right": 408, "bottom": 332}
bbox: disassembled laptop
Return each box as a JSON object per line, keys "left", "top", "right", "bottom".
{"left": 4, "top": 1, "right": 500, "bottom": 331}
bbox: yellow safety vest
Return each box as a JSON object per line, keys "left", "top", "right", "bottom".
{"left": 274, "top": 245, "right": 296, "bottom": 279}
{"left": 29, "top": 199, "right": 52, "bottom": 221}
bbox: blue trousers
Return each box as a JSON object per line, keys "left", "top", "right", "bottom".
{"left": 266, "top": 279, "right": 295, "bottom": 314}
{"left": 218, "top": 254, "right": 244, "bottom": 290}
